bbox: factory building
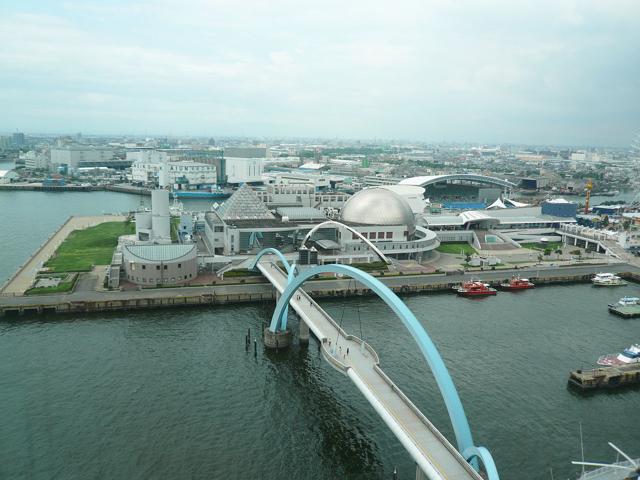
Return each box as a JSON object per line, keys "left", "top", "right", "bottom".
{"left": 51, "top": 147, "right": 128, "bottom": 170}
{"left": 541, "top": 198, "right": 578, "bottom": 218}
{"left": 20, "top": 151, "right": 50, "bottom": 171}
{"left": 224, "top": 157, "right": 264, "bottom": 184}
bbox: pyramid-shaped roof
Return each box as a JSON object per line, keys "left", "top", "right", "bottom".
{"left": 217, "top": 184, "right": 275, "bottom": 220}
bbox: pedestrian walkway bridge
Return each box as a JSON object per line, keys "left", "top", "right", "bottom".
{"left": 250, "top": 248, "right": 498, "bottom": 480}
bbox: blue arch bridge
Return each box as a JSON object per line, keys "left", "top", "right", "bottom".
{"left": 249, "top": 248, "right": 499, "bottom": 480}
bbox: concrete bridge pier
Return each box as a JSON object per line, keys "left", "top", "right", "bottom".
{"left": 299, "top": 318, "right": 310, "bottom": 345}
{"left": 263, "top": 327, "right": 292, "bottom": 350}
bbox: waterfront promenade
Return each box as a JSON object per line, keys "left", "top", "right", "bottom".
{"left": 258, "top": 260, "right": 484, "bottom": 480}
{"left": 0, "top": 215, "right": 127, "bottom": 295}
{"left": 1, "top": 262, "right": 638, "bottom": 315}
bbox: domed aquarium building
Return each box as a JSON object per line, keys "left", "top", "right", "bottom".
{"left": 203, "top": 185, "right": 439, "bottom": 264}
{"left": 333, "top": 187, "right": 439, "bottom": 261}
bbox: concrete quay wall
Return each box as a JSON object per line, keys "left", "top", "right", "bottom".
{"left": 3, "top": 268, "right": 638, "bottom": 318}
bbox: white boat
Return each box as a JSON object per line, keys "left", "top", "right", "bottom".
{"left": 608, "top": 297, "right": 640, "bottom": 308}
{"left": 573, "top": 442, "right": 640, "bottom": 480}
{"left": 597, "top": 344, "right": 640, "bottom": 366}
{"left": 592, "top": 273, "right": 628, "bottom": 286}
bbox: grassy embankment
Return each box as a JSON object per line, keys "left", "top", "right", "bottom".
{"left": 436, "top": 242, "right": 476, "bottom": 255}
{"left": 45, "top": 221, "right": 135, "bottom": 273}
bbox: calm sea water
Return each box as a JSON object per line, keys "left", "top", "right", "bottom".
{"left": 1, "top": 187, "right": 639, "bottom": 479}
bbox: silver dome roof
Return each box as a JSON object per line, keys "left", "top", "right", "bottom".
{"left": 341, "top": 187, "right": 415, "bottom": 228}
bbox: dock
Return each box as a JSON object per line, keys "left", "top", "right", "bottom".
{"left": 608, "top": 304, "right": 640, "bottom": 318}
{"left": 568, "top": 363, "right": 640, "bottom": 390}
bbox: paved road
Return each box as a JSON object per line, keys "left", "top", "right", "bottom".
{"left": 259, "top": 262, "right": 483, "bottom": 480}
{"left": 1, "top": 263, "right": 637, "bottom": 308}
{"left": 0, "top": 215, "right": 127, "bottom": 295}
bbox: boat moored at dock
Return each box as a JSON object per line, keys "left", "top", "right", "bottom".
{"left": 608, "top": 296, "right": 640, "bottom": 308}
{"left": 454, "top": 280, "right": 497, "bottom": 297}
{"left": 499, "top": 276, "right": 535, "bottom": 291}
{"left": 598, "top": 344, "right": 640, "bottom": 366}
{"left": 592, "top": 273, "right": 628, "bottom": 286}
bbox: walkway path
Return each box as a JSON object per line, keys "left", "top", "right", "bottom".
{"left": 258, "top": 261, "right": 483, "bottom": 480}
{"left": 1, "top": 215, "right": 127, "bottom": 295}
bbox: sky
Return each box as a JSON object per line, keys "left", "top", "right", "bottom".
{"left": 0, "top": 0, "right": 639, "bottom": 146}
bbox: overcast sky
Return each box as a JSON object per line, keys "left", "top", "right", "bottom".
{"left": 1, "top": 0, "right": 639, "bottom": 146}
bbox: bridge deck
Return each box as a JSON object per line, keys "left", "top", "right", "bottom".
{"left": 258, "top": 262, "right": 482, "bottom": 480}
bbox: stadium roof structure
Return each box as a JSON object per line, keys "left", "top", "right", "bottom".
{"left": 399, "top": 174, "right": 516, "bottom": 189}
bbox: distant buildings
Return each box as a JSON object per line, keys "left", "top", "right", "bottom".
{"left": 51, "top": 146, "right": 128, "bottom": 170}
{"left": 165, "top": 161, "right": 217, "bottom": 188}
{"left": 541, "top": 198, "right": 578, "bottom": 218}
{"left": 224, "top": 146, "right": 267, "bottom": 158}
{"left": 224, "top": 157, "right": 264, "bottom": 184}
{"left": 20, "top": 151, "right": 50, "bottom": 170}
{"left": 12, "top": 132, "right": 25, "bottom": 147}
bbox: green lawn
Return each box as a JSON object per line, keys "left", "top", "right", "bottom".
{"left": 26, "top": 274, "right": 78, "bottom": 295}
{"left": 224, "top": 268, "right": 261, "bottom": 277}
{"left": 45, "top": 221, "right": 134, "bottom": 272}
{"left": 436, "top": 242, "right": 476, "bottom": 255}
{"left": 350, "top": 261, "right": 389, "bottom": 272}
{"left": 520, "top": 242, "right": 563, "bottom": 251}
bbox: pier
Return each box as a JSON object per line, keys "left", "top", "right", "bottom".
{"left": 569, "top": 363, "right": 640, "bottom": 390}
{"left": 608, "top": 304, "right": 640, "bottom": 318}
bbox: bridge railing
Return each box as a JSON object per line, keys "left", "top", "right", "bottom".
{"left": 373, "top": 365, "right": 482, "bottom": 477}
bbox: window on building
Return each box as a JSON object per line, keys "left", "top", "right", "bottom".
{"left": 178, "top": 263, "right": 182, "bottom": 268}
{"left": 361, "top": 232, "right": 367, "bottom": 239}
{"left": 352, "top": 233, "right": 358, "bottom": 240}
{"left": 378, "top": 232, "right": 384, "bottom": 239}
{"left": 370, "top": 232, "right": 376, "bottom": 239}
{"left": 386, "top": 232, "right": 392, "bottom": 239}
{"left": 142, "top": 265, "right": 146, "bottom": 270}
{"left": 156, "top": 265, "right": 160, "bottom": 270}
{"left": 163, "top": 265, "right": 167, "bottom": 270}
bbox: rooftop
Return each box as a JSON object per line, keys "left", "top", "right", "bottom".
{"left": 124, "top": 244, "right": 196, "bottom": 261}
{"left": 216, "top": 184, "right": 275, "bottom": 221}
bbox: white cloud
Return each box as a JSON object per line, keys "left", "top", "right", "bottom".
{"left": 0, "top": 0, "right": 638, "bottom": 144}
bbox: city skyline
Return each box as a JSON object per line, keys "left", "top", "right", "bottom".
{"left": 1, "top": 0, "right": 639, "bottom": 147}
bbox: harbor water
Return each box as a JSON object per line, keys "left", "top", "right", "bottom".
{"left": 1, "top": 188, "right": 640, "bottom": 479}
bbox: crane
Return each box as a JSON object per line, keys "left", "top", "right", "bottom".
{"left": 584, "top": 179, "right": 593, "bottom": 214}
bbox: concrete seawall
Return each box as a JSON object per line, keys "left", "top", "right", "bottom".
{"left": 2, "top": 268, "right": 638, "bottom": 318}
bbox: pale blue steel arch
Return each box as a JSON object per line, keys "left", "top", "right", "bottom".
{"left": 268, "top": 261, "right": 498, "bottom": 478}
{"left": 248, "top": 248, "right": 297, "bottom": 331}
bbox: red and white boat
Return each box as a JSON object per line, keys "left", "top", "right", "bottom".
{"left": 597, "top": 344, "right": 640, "bottom": 366}
{"left": 454, "top": 280, "right": 497, "bottom": 297}
{"left": 499, "top": 275, "right": 535, "bottom": 290}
